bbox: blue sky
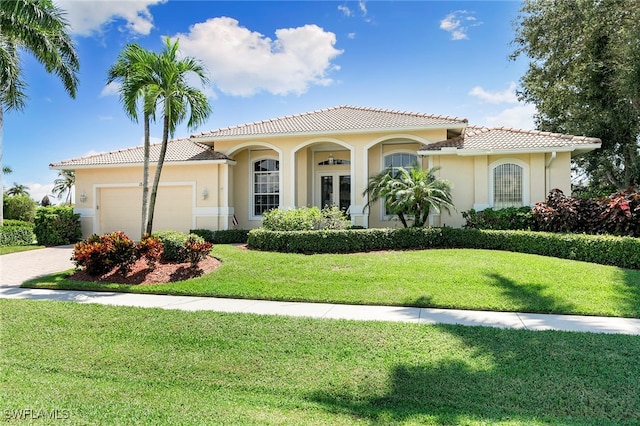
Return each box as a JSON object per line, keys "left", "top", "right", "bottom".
{"left": 3, "top": 0, "right": 534, "bottom": 203}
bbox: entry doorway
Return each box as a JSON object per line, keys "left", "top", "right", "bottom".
{"left": 318, "top": 172, "right": 351, "bottom": 214}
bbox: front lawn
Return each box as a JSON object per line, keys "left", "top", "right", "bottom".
{"left": 24, "top": 245, "right": 640, "bottom": 318}
{"left": 1, "top": 299, "right": 639, "bottom": 425}
{"left": 0, "top": 244, "right": 44, "bottom": 255}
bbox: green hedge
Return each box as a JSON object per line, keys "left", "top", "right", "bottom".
{"left": 190, "top": 229, "right": 249, "bottom": 244}
{"left": 248, "top": 227, "right": 640, "bottom": 269}
{"left": 33, "top": 206, "right": 82, "bottom": 246}
{"left": 0, "top": 226, "right": 35, "bottom": 246}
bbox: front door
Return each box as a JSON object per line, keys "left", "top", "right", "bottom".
{"left": 318, "top": 173, "right": 351, "bottom": 214}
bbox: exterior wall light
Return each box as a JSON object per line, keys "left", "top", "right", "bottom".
{"left": 201, "top": 188, "right": 208, "bottom": 200}
{"left": 328, "top": 153, "right": 334, "bottom": 165}
{"left": 79, "top": 191, "right": 87, "bottom": 203}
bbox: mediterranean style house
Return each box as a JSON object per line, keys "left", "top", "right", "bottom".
{"left": 50, "top": 105, "right": 601, "bottom": 238}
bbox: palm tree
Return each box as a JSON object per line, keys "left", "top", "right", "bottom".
{"left": 6, "top": 182, "right": 29, "bottom": 197}
{"left": 363, "top": 165, "right": 455, "bottom": 227}
{"left": 0, "top": 0, "right": 79, "bottom": 225}
{"left": 2, "top": 165, "right": 11, "bottom": 174}
{"left": 52, "top": 169, "right": 75, "bottom": 205}
{"left": 114, "top": 37, "right": 211, "bottom": 235}
{"left": 107, "top": 44, "right": 156, "bottom": 238}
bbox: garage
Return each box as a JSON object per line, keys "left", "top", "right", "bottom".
{"left": 98, "top": 185, "right": 193, "bottom": 237}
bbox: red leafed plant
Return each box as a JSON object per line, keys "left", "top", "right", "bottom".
{"left": 182, "top": 235, "right": 213, "bottom": 267}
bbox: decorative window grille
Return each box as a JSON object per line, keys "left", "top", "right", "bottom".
{"left": 493, "top": 163, "right": 523, "bottom": 208}
{"left": 383, "top": 153, "right": 417, "bottom": 215}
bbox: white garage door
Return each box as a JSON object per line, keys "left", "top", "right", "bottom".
{"left": 99, "top": 186, "right": 193, "bottom": 237}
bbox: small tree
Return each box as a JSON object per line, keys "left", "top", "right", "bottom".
{"left": 364, "top": 165, "right": 455, "bottom": 227}
{"left": 5, "top": 182, "right": 30, "bottom": 197}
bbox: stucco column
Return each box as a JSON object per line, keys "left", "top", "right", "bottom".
{"left": 347, "top": 145, "right": 369, "bottom": 228}
{"left": 473, "top": 156, "right": 489, "bottom": 210}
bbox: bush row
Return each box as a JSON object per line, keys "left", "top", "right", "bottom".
{"left": 248, "top": 227, "right": 640, "bottom": 269}
{"left": 262, "top": 206, "right": 350, "bottom": 231}
{"left": 34, "top": 206, "right": 82, "bottom": 246}
{"left": 0, "top": 226, "right": 35, "bottom": 246}
{"left": 462, "top": 207, "right": 536, "bottom": 230}
{"left": 73, "top": 230, "right": 213, "bottom": 276}
{"left": 533, "top": 187, "right": 640, "bottom": 236}
{"left": 190, "top": 228, "right": 250, "bottom": 244}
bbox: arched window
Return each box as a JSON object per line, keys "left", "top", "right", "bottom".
{"left": 385, "top": 152, "right": 417, "bottom": 176}
{"left": 253, "top": 158, "right": 279, "bottom": 216}
{"left": 492, "top": 162, "right": 524, "bottom": 208}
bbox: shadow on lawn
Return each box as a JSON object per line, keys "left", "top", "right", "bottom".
{"left": 310, "top": 324, "right": 640, "bottom": 424}
{"left": 486, "top": 272, "right": 576, "bottom": 314}
{"left": 618, "top": 269, "right": 640, "bottom": 318}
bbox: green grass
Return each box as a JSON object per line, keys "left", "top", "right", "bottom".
{"left": 1, "top": 299, "right": 639, "bottom": 425}
{"left": 0, "top": 244, "right": 44, "bottom": 255}
{"left": 25, "top": 245, "right": 640, "bottom": 318}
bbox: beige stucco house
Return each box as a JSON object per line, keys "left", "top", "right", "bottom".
{"left": 50, "top": 105, "right": 601, "bottom": 238}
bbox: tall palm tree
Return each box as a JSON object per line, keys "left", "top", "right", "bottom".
{"left": 6, "top": 182, "right": 29, "bottom": 197}
{"left": 364, "top": 165, "right": 455, "bottom": 227}
{"left": 52, "top": 169, "right": 75, "bottom": 205}
{"left": 107, "top": 44, "right": 156, "bottom": 238}
{"left": 0, "top": 0, "right": 79, "bottom": 225}
{"left": 117, "top": 37, "right": 211, "bottom": 235}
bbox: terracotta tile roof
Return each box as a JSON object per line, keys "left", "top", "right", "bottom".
{"left": 191, "top": 105, "right": 468, "bottom": 140}
{"left": 50, "top": 138, "right": 230, "bottom": 168}
{"left": 419, "top": 126, "right": 601, "bottom": 154}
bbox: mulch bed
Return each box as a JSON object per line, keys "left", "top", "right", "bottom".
{"left": 68, "top": 256, "right": 221, "bottom": 285}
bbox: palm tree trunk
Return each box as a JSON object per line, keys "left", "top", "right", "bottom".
{"left": 397, "top": 212, "right": 408, "bottom": 228}
{"left": 145, "top": 113, "right": 170, "bottom": 236}
{"left": 140, "top": 112, "right": 150, "bottom": 238}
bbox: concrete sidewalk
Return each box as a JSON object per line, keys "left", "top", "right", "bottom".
{"left": 2, "top": 246, "right": 640, "bottom": 335}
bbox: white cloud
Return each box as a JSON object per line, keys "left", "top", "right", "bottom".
{"left": 57, "top": 0, "right": 166, "bottom": 36}
{"left": 469, "top": 82, "right": 518, "bottom": 104}
{"left": 173, "top": 17, "right": 343, "bottom": 97}
{"left": 338, "top": 4, "right": 352, "bottom": 17}
{"left": 98, "top": 115, "right": 113, "bottom": 121}
{"left": 486, "top": 103, "right": 537, "bottom": 130}
{"left": 359, "top": 1, "right": 367, "bottom": 16}
{"left": 347, "top": 32, "right": 356, "bottom": 40}
{"left": 25, "top": 182, "right": 56, "bottom": 205}
{"left": 440, "top": 10, "right": 480, "bottom": 41}
{"left": 100, "top": 81, "right": 121, "bottom": 97}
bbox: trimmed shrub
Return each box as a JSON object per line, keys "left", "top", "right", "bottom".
{"left": 154, "top": 230, "right": 190, "bottom": 262}
{"left": 183, "top": 235, "right": 213, "bottom": 267}
{"left": 33, "top": 206, "right": 82, "bottom": 246}
{"left": 72, "top": 231, "right": 137, "bottom": 276}
{"left": 262, "top": 206, "right": 350, "bottom": 231}
{"left": 154, "top": 230, "right": 212, "bottom": 263}
{"left": 3, "top": 195, "right": 36, "bottom": 222}
{"left": 2, "top": 219, "right": 33, "bottom": 228}
{"left": 462, "top": 207, "right": 536, "bottom": 230}
{"left": 0, "top": 226, "right": 35, "bottom": 246}
{"left": 248, "top": 226, "right": 640, "bottom": 269}
{"left": 248, "top": 227, "right": 445, "bottom": 254}
{"left": 136, "top": 235, "right": 164, "bottom": 270}
{"left": 190, "top": 228, "right": 249, "bottom": 244}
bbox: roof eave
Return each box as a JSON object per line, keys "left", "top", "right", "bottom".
{"left": 417, "top": 143, "right": 602, "bottom": 157}
{"left": 191, "top": 123, "right": 469, "bottom": 144}
{"left": 50, "top": 158, "right": 237, "bottom": 170}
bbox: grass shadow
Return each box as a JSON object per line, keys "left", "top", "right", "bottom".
{"left": 486, "top": 272, "right": 576, "bottom": 314}
{"left": 310, "top": 324, "right": 640, "bottom": 424}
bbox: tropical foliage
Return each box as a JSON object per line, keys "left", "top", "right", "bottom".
{"left": 52, "top": 169, "right": 75, "bottom": 205}
{"left": 5, "top": 182, "right": 29, "bottom": 197}
{"left": 512, "top": 0, "right": 640, "bottom": 189}
{"left": 0, "top": 0, "right": 79, "bottom": 225}
{"left": 363, "top": 165, "right": 454, "bottom": 227}
{"left": 108, "top": 37, "right": 211, "bottom": 236}
{"left": 106, "top": 44, "right": 155, "bottom": 238}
